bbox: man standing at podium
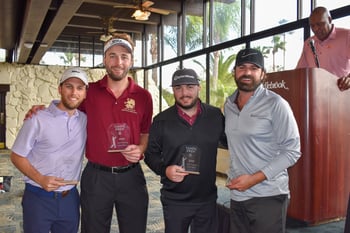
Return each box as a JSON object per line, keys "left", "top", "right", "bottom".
{"left": 225, "top": 48, "right": 301, "bottom": 233}
{"left": 296, "top": 6, "right": 350, "bottom": 91}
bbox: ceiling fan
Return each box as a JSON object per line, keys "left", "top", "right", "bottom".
{"left": 113, "top": 0, "right": 174, "bottom": 21}
{"left": 87, "top": 17, "right": 118, "bottom": 42}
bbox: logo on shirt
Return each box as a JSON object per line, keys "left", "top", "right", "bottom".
{"left": 122, "top": 98, "right": 137, "bottom": 113}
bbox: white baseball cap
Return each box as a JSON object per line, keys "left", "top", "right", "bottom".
{"left": 104, "top": 38, "right": 133, "bottom": 54}
{"left": 59, "top": 67, "right": 89, "bottom": 86}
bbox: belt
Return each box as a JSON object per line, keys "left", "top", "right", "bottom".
{"left": 88, "top": 161, "right": 138, "bottom": 174}
{"left": 25, "top": 183, "right": 74, "bottom": 199}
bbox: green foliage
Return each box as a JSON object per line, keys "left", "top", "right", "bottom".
{"left": 162, "top": 1, "right": 241, "bottom": 109}
{"left": 186, "top": 16, "right": 204, "bottom": 51}
{"left": 193, "top": 51, "right": 237, "bottom": 109}
{"left": 60, "top": 53, "right": 75, "bottom": 66}
{"left": 60, "top": 52, "right": 86, "bottom": 66}
{"left": 210, "top": 52, "right": 237, "bottom": 109}
{"left": 162, "top": 88, "right": 175, "bottom": 107}
{"left": 163, "top": 26, "right": 177, "bottom": 55}
{"left": 211, "top": 2, "right": 241, "bottom": 42}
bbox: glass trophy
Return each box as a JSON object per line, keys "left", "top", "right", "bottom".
{"left": 179, "top": 145, "right": 200, "bottom": 175}
{"left": 107, "top": 123, "right": 131, "bottom": 152}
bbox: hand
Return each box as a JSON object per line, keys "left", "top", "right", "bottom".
{"left": 38, "top": 176, "right": 65, "bottom": 192}
{"left": 165, "top": 165, "right": 189, "bottom": 183}
{"left": 24, "top": 105, "right": 46, "bottom": 120}
{"left": 337, "top": 75, "right": 350, "bottom": 91}
{"left": 121, "top": 144, "right": 143, "bottom": 163}
{"left": 226, "top": 171, "right": 266, "bottom": 192}
{"left": 226, "top": 174, "right": 252, "bottom": 192}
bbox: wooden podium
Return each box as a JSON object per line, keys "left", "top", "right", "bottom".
{"left": 266, "top": 68, "right": 350, "bottom": 225}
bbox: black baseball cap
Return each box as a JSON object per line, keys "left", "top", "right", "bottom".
{"left": 171, "top": 68, "right": 200, "bottom": 86}
{"left": 235, "top": 48, "right": 264, "bottom": 69}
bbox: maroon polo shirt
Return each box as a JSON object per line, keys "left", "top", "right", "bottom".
{"left": 79, "top": 75, "right": 153, "bottom": 167}
{"left": 176, "top": 100, "right": 202, "bottom": 126}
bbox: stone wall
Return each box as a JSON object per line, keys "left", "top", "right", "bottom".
{"left": 0, "top": 63, "right": 164, "bottom": 148}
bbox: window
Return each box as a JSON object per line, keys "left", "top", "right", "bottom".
{"left": 254, "top": 0, "right": 297, "bottom": 33}
{"left": 0, "top": 49, "right": 5, "bottom": 62}
{"left": 163, "top": 14, "right": 179, "bottom": 60}
{"left": 251, "top": 29, "right": 304, "bottom": 72}
{"left": 212, "top": 0, "right": 241, "bottom": 44}
{"left": 185, "top": 0, "right": 204, "bottom": 53}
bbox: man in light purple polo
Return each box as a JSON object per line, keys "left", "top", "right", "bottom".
{"left": 10, "top": 67, "right": 88, "bottom": 233}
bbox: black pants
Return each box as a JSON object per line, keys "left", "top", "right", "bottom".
{"left": 80, "top": 162, "right": 149, "bottom": 233}
{"left": 230, "top": 194, "right": 289, "bottom": 233}
{"left": 161, "top": 200, "right": 217, "bottom": 233}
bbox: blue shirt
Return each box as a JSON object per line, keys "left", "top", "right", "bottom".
{"left": 12, "top": 100, "right": 87, "bottom": 191}
{"left": 224, "top": 85, "right": 301, "bottom": 201}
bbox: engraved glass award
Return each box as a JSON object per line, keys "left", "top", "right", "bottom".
{"left": 107, "top": 123, "right": 131, "bottom": 152}
{"left": 180, "top": 145, "right": 200, "bottom": 175}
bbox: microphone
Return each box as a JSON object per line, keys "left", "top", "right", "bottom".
{"left": 309, "top": 39, "right": 320, "bottom": 68}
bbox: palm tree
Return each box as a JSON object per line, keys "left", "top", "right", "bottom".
{"left": 161, "top": 1, "right": 240, "bottom": 107}
{"left": 194, "top": 52, "right": 237, "bottom": 109}
{"left": 210, "top": 2, "right": 240, "bottom": 92}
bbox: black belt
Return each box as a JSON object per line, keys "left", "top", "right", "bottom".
{"left": 88, "top": 161, "right": 138, "bottom": 174}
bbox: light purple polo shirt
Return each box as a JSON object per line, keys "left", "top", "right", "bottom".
{"left": 11, "top": 100, "right": 87, "bottom": 191}
{"left": 296, "top": 26, "right": 350, "bottom": 78}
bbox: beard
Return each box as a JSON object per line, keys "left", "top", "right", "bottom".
{"left": 61, "top": 97, "right": 83, "bottom": 110}
{"left": 106, "top": 66, "right": 130, "bottom": 81}
{"left": 235, "top": 74, "right": 262, "bottom": 92}
{"left": 175, "top": 96, "right": 198, "bottom": 110}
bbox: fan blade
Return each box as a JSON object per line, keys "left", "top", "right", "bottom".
{"left": 113, "top": 3, "right": 137, "bottom": 9}
{"left": 142, "top": 1, "right": 154, "bottom": 8}
{"left": 86, "top": 31, "right": 103, "bottom": 34}
{"left": 148, "top": 7, "right": 172, "bottom": 15}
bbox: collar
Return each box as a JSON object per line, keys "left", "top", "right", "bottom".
{"left": 47, "top": 100, "right": 79, "bottom": 117}
{"left": 176, "top": 100, "right": 202, "bottom": 126}
{"left": 327, "top": 24, "right": 337, "bottom": 41}
{"left": 230, "top": 84, "right": 264, "bottom": 104}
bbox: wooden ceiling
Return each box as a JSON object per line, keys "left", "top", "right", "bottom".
{"left": 0, "top": 0, "right": 182, "bottom": 64}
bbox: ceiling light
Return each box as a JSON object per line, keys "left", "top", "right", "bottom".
{"left": 23, "top": 42, "right": 33, "bottom": 49}
{"left": 100, "top": 34, "right": 112, "bottom": 42}
{"left": 132, "top": 10, "right": 150, "bottom": 21}
{"left": 40, "top": 43, "right": 48, "bottom": 47}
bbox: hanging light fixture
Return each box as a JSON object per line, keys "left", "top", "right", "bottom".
{"left": 100, "top": 34, "right": 112, "bottom": 42}
{"left": 132, "top": 9, "right": 150, "bottom": 20}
